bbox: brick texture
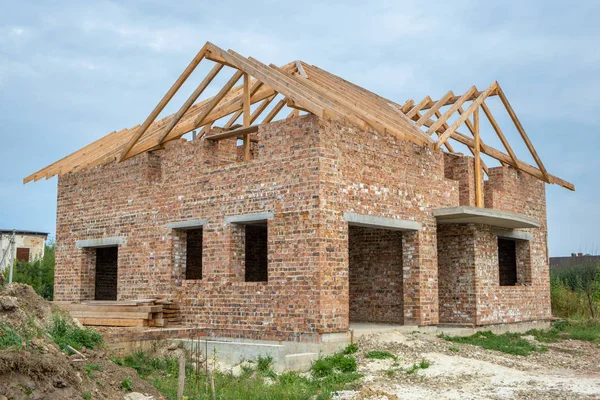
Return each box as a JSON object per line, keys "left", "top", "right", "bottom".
{"left": 348, "top": 226, "right": 403, "bottom": 324}
{"left": 54, "top": 114, "right": 552, "bottom": 340}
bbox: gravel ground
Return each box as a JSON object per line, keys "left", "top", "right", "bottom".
{"left": 335, "top": 330, "right": 600, "bottom": 400}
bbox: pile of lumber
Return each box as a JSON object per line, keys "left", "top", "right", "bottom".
{"left": 56, "top": 299, "right": 180, "bottom": 327}
{"left": 156, "top": 299, "right": 182, "bottom": 325}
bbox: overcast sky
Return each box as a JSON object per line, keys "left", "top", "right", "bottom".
{"left": 0, "top": 0, "right": 598, "bottom": 256}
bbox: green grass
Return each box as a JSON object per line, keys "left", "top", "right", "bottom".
{"left": 441, "top": 331, "right": 545, "bottom": 356}
{"left": 115, "top": 350, "right": 362, "bottom": 400}
{"left": 364, "top": 350, "right": 397, "bottom": 361}
{"left": 83, "top": 363, "right": 103, "bottom": 379}
{"left": 0, "top": 323, "right": 24, "bottom": 349}
{"left": 311, "top": 353, "right": 358, "bottom": 378}
{"left": 528, "top": 320, "right": 600, "bottom": 343}
{"left": 82, "top": 392, "right": 91, "bottom": 400}
{"left": 342, "top": 343, "right": 358, "bottom": 355}
{"left": 406, "top": 359, "right": 430, "bottom": 374}
{"left": 120, "top": 376, "right": 134, "bottom": 391}
{"left": 49, "top": 313, "right": 102, "bottom": 352}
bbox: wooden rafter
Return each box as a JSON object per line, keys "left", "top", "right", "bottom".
{"left": 473, "top": 108, "right": 483, "bottom": 207}
{"left": 24, "top": 41, "right": 573, "bottom": 193}
{"left": 496, "top": 84, "right": 550, "bottom": 182}
{"left": 157, "top": 63, "right": 224, "bottom": 144}
{"left": 119, "top": 44, "right": 208, "bottom": 162}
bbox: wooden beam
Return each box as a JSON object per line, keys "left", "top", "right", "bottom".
{"left": 434, "top": 111, "right": 456, "bottom": 153}
{"left": 250, "top": 95, "right": 276, "bottom": 124}
{"left": 481, "top": 101, "right": 519, "bottom": 165}
{"left": 262, "top": 99, "right": 286, "bottom": 123}
{"left": 420, "top": 89, "right": 499, "bottom": 110}
{"left": 415, "top": 91, "right": 453, "bottom": 127}
{"left": 193, "top": 69, "right": 245, "bottom": 128}
{"left": 222, "top": 80, "right": 264, "bottom": 129}
{"left": 118, "top": 44, "right": 208, "bottom": 162}
{"left": 406, "top": 96, "right": 432, "bottom": 119}
{"left": 157, "top": 63, "right": 223, "bottom": 144}
{"left": 295, "top": 60, "right": 308, "bottom": 78}
{"left": 427, "top": 86, "right": 478, "bottom": 138}
{"left": 205, "top": 44, "right": 324, "bottom": 118}
{"left": 416, "top": 113, "right": 574, "bottom": 190}
{"left": 456, "top": 105, "right": 492, "bottom": 173}
{"left": 242, "top": 73, "right": 251, "bottom": 161}
{"left": 401, "top": 99, "right": 415, "bottom": 113}
{"left": 434, "top": 82, "right": 497, "bottom": 150}
{"left": 473, "top": 108, "right": 483, "bottom": 207}
{"left": 496, "top": 83, "right": 551, "bottom": 182}
{"left": 206, "top": 125, "right": 259, "bottom": 141}
{"left": 287, "top": 109, "right": 299, "bottom": 119}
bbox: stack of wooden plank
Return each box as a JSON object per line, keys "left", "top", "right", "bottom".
{"left": 56, "top": 299, "right": 169, "bottom": 327}
{"left": 155, "top": 299, "right": 181, "bottom": 326}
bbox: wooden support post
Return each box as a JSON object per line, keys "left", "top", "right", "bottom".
{"left": 242, "top": 73, "right": 251, "bottom": 161}
{"left": 473, "top": 107, "right": 483, "bottom": 208}
{"left": 177, "top": 353, "right": 186, "bottom": 400}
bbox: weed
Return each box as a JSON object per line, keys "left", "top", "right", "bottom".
{"left": 120, "top": 376, "right": 134, "bottom": 391}
{"left": 449, "top": 345, "right": 460, "bottom": 353}
{"left": 383, "top": 369, "right": 397, "bottom": 377}
{"left": 257, "top": 355, "right": 273, "bottom": 373}
{"left": 49, "top": 313, "right": 102, "bottom": 352}
{"left": 83, "top": 363, "right": 103, "bottom": 379}
{"left": 311, "top": 353, "right": 357, "bottom": 378}
{"left": 364, "top": 350, "right": 397, "bottom": 361}
{"left": 441, "top": 331, "right": 543, "bottom": 356}
{"left": 119, "top": 349, "right": 361, "bottom": 400}
{"left": 527, "top": 320, "right": 600, "bottom": 344}
{"left": 343, "top": 343, "right": 359, "bottom": 354}
{"left": 0, "top": 324, "right": 23, "bottom": 349}
{"left": 405, "top": 359, "right": 430, "bottom": 374}
{"left": 82, "top": 392, "right": 91, "bottom": 400}
{"left": 110, "top": 357, "right": 124, "bottom": 366}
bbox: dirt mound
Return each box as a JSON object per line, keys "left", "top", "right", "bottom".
{"left": 0, "top": 283, "right": 163, "bottom": 399}
{"left": 0, "top": 283, "right": 55, "bottom": 329}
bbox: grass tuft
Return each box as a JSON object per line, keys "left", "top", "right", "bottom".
{"left": 49, "top": 313, "right": 102, "bottom": 352}
{"left": 120, "top": 376, "right": 134, "bottom": 391}
{"left": 342, "top": 343, "right": 359, "bottom": 355}
{"left": 364, "top": 350, "right": 397, "bottom": 361}
{"left": 83, "top": 363, "right": 103, "bottom": 379}
{"left": 441, "top": 331, "right": 543, "bottom": 356}
{"left": 311, "top": 353, "right": 358, "bottom": 378}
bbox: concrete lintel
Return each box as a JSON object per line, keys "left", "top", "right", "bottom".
{"left": 433, "top": 206, "right": 540, "bottom": 229}
{"left": 493, "top": 228, "right": 534, "bottom": 241}
{"left": 343, "top": 212, "right": 422, "bottom": 231}
{"left": 167, "top": 219, "right": 208, "bottom": 230}
{"left": 225, "top": 212, "right": 274, "bottom": 224}
{"left": 76, "top": 236, "right": 125, "bottom": 249}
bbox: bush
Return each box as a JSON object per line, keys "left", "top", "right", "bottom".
{"left": 3, "top": 243, "right": 55, "bottom": 300}
{"left": 551, "top": 262, "right": 600, "bottom": 318}
{"left": 49, "top": 313, "right": 102, "bottom": 352}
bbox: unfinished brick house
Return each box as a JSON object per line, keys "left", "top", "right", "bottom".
{"left": 26, "top": 42, "right": 574, "bottom": 344}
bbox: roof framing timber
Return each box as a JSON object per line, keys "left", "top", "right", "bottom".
{"left": 24, "top": 41, "right": 574, "bottom": 193}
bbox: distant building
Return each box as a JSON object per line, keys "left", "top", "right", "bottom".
{"left": 550, "top": 253, "right": 600, "bottom": 271}
{"left": 0, "top": 229, "right": 49, "bottom": 271}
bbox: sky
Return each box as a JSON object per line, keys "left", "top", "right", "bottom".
{"left": 0, "top": 0, "right": 598, "bottom": 256}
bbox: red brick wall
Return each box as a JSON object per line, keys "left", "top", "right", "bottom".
{"left": 348, "top": 226, "right": 403, "bottom": 324}
{"left": 316, "top": 118, "right": 459, "bottom": 326}
{"left": 437, "top": 224, "right": 477, "bottom": 324}
{"left": 54, "top": 115, "right": 551, "bottom": 339}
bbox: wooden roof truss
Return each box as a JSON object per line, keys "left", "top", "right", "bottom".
{"left": 24, "top": 42, "right": 574, "bottom": 194}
